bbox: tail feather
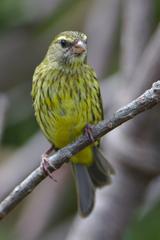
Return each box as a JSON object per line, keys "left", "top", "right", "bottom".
{"left": 88, "top": 147, "right": 114, "bottom": 187}
{"left": 72, "top": 164, "right": 95, "bottom": 217}
{"left": 72, "top": 147, "right": 114, "bottom": 216}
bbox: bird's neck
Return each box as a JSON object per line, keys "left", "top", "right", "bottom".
{"left": 45, "top": 51, "right": 87, "bottom": 68}
{"left": 45, "top": 56, "right": 87, "bottom": 73}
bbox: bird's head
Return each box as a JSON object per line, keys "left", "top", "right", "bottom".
{"left": 47, "top": 31, "right": 87, "bottom": 66}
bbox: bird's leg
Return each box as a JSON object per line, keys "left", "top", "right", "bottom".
{"left": 41, "top": 145, "right": 57, "bottom": 181}
{"left": 84, "top": 124, "right": 95, "bottom": 142}
{"left": 42, "top": 145, "right": 55, "bottom": 157}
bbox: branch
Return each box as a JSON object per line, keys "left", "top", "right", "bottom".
{"left": 0, "top": 80, "right": 160, "bottom": 220}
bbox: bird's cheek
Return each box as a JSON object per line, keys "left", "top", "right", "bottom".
{"left": 63, "top": 50, "right": 70, "bottom": 60}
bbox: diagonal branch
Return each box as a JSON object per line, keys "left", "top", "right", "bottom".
{"left": 0, "top": 80, "right": 160, "bottom": 220}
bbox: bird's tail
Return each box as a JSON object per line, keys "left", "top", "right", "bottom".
{"left": 72, "top": 146, "right": 114, "bottom": 217}
{"left": 88, "top": 147, "right": 114, "bottom": 187}
{"left": 72, "top": 163, "right": 95, "bottom": 217}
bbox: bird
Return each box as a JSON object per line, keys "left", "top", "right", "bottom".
{"left": 32, "top": 31, "right": 114, "bottom": 217}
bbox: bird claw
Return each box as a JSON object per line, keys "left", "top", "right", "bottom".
{"left": 84, "top": 124, "right": 95, "bottom": 142}
{"left": 41, "top": 152, "right": 57, "bottom": 182}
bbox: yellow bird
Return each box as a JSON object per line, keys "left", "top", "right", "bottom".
{"left": 32, "top": 31, "right": 114, "bottom": 217}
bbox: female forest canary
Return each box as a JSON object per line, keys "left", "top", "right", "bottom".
{"left": 32, "top": 31, "right": 114, "bottom": 217}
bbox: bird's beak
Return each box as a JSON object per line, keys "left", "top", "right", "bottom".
{"left": 72, "top": 40, "right": 86, "bottom": 54}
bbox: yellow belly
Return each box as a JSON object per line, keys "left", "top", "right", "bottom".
{"left": 53, "top": 114, "right": 93, "bottom": 166}
{"left": 53, "top": 114, "right": 84, "bottom": 148}
{"left": 38, "top": 100, "right": 94, "bottom": 166}
{"left": 53, "top": 114, "right": 93, "bottom": 165}
{"left": 39, "top": 97, "right": 86, "bottom": 147}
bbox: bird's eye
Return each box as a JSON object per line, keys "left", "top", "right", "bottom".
{"left": 60, "top": 39, "right": 68, "bottom": 48}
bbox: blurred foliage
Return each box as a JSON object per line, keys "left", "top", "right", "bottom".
{"left": 37, "top": 0, "right": 84, "bottom": 33}
{"left": 124, "top": 202, "right": 160, "bottom": 240}
{"left": 2, "top": 116, "right": 38, "bottom": 146}
{"left": 0, "top": 0, "right": 23, "bottom": 30}
{"left": 155, "top": 0, "right": 160, "bottom": 23}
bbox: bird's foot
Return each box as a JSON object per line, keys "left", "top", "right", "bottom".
{"left": 84, "top": 124, "right": 94, "bottom": 142}
{"left": 41, "top": 146, "right": 57, "bottom": 181}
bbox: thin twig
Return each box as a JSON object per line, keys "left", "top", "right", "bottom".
{"left": 0, "top": 80, "right": 160, "bottom": 220}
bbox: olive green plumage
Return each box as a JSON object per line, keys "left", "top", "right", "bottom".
{"left": 32, "top": 31, "right": 114, "bottom": 216}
